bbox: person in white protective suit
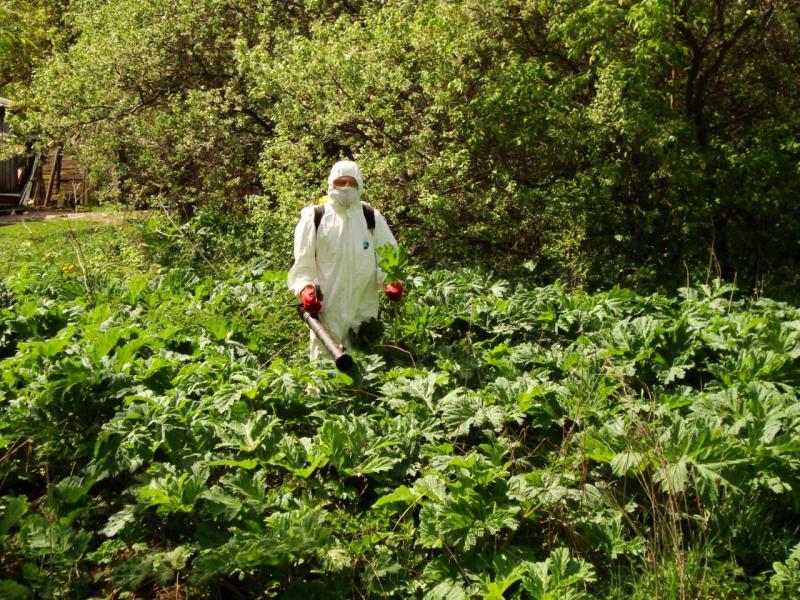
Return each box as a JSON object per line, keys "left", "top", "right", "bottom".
{"left": 287, "top": 160, "right": 404, "bottom": 360}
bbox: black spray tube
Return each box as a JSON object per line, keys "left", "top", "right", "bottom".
{"left": 296, "top": 304, "right": 354, "bottom": 372}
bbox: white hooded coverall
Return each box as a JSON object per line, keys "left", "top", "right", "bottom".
{"left": 287, "top": 161, "right": 398, "bottom": 360}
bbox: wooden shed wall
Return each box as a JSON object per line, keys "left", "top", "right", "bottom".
{"left": 40, "top": 149, "right": 93, "bottom": 206}
{"left": 0, "top": 159, "right": 21, "bottom": 195}
{"left": 0, "top": 106, "right": 21, "bottom": 195}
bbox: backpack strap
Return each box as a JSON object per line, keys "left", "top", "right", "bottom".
{"left": 313, "top": 202, "right": 375, "bottom": 232}
{"left": 361, "top": 202, "right": 375, "bottom": 231}
{"left": 314, "top": 204, "right": 325, "bottom": 231}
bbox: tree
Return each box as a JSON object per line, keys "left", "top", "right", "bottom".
{"left": 13, "top": 0, "right": 800, "bottom": 297}
{"left": 0, "top": 0, "right": 68, "bottom": 96}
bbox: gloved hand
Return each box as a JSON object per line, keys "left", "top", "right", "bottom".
{"left": 300, "top": 284, "right": 322, "bottom": 316}
{"left": 384, "top": 281, "right": 404, "bottom": 302}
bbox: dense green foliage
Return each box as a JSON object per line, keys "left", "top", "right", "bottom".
{"left": 1, "top": 217, "right": 799, "bottom": 598}
{"left": 2, "top": 0, "right": 799, "bottom": 593}
{"left": 0, "top": 0, "right": 68, "bottom": 95}
{"left": 3, "top": 0, "right": 799, "bottom": 296}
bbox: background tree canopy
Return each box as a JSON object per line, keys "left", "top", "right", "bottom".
{"left": 4, "top": 0, "right": 800, "bottom": 298}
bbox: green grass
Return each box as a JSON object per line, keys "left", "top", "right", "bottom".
{"left": 0, "top": 218, "right": 114, "bottom": 277}
{"left": 0, "top": 219, "right": 115, "bottom": 262}
{"left": 0, "top": 217, "right": 106, "bottom": 238}
{"left": 1, "top": 210, "right": 205, "bottom": 284}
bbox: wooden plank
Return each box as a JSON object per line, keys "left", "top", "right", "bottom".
{"left": 0, "top": 192, "right": 19, "bottom": 209}
{"left": 18, "top": 152, "right": 41, "bottom": 207}
{"left": 34, "top": 158, "right": 45, "bottom": 205}
{"left": 54, "top": 151, "right": 64, "bottom": 207}
{"left": 44, "top": 146, "right": 63, "bottom": 207}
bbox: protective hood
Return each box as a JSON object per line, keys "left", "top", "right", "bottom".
{"left": 327, "top": 160, "right": 364, "bottom": 208}
{"left": 327, "top": 160, "right": 364, "bottom": 190}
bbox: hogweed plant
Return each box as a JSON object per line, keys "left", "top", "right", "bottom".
{"left": 1, "top": 236, "right": 799, "bottom": 598}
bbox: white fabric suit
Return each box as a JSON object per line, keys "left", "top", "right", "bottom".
{"left": 287, "top": 161, "right": 398, "bottom": 360}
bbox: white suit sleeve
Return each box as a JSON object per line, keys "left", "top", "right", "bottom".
{"left": 287, "top": 206, "right": 318, "bottom": 296}
{"left": 373, "top": 209, "right": 398, "bottom": 285}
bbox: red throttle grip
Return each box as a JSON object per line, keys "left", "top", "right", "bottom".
{"left": 300, "top": 284, "right": 322, "bottom": 316}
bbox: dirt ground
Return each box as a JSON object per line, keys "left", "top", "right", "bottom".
{"left": 0, "top": 209, "right": 123, "bottom": 225}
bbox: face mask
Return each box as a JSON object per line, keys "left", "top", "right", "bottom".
{"left": 329, "top": 187, "right": 359, "bottom": 207}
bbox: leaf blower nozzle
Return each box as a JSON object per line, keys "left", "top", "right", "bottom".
{"left": 296, "top": 305, "right": 354, "bottom": 371}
